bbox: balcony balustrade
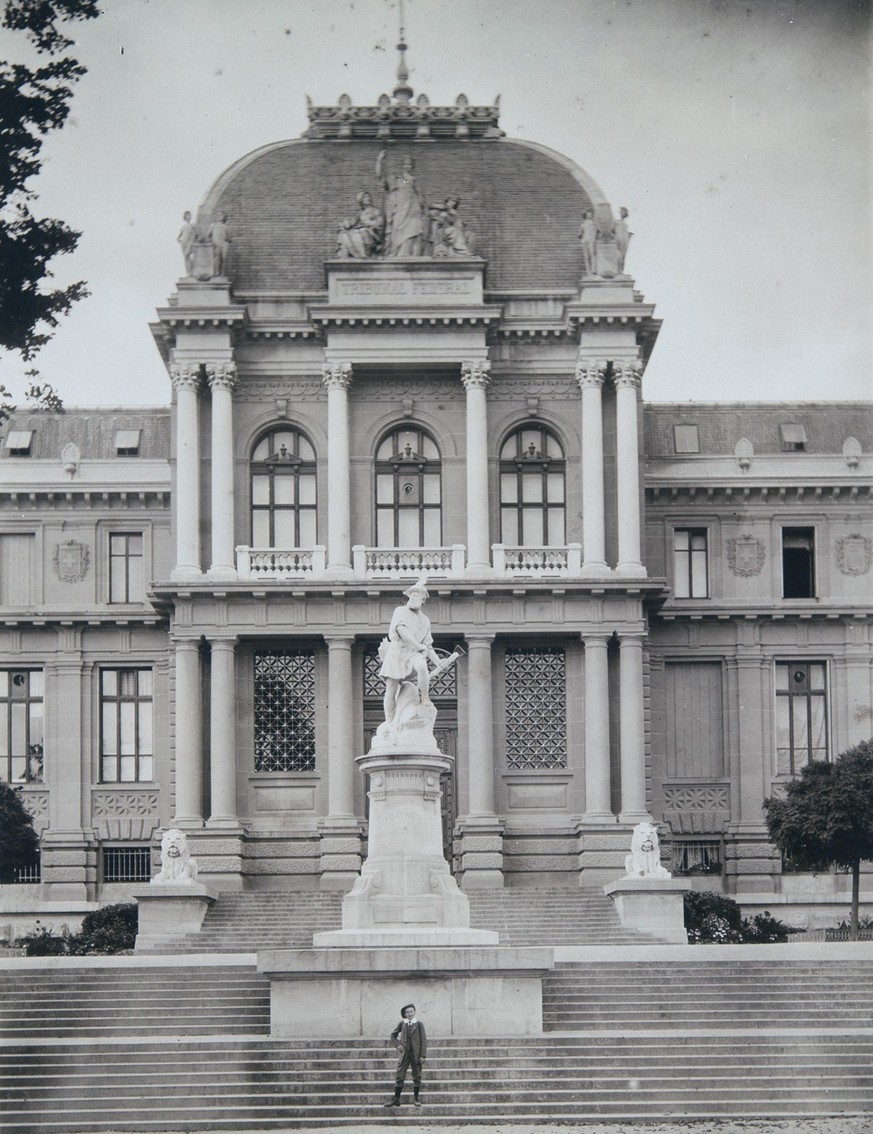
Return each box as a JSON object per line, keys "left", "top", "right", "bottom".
{"left": 352, "top": 545, "right": 466, "bottom": 580}
{"left": 236, "top": 546, "right": 327, "bottom": 580}
{"left": 492, "top": 543, "right": 582, "bottom": 577}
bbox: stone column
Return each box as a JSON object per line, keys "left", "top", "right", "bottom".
{"left": 322, "top": 363, "right": 353, "bottom": 577}
{"left": 172, "top": 638, "right": 203, "bottom": 827}
{"left": 170, "top": 363, "right": 202, "bottom": 579}
{"left": 206, "top": 361, "right": 238, "bottom": 580}
{"left": 581, "top": 631, "right": 614, "bottom": 821}
{"left": 461, "top": 360, "right": 492, "bottom": 574}
{"left": 319, "top": 636, "right": 362, "bottom": 889}
{"left": 207, "top": 637, "right": 239, "bottom": 827}
{"left": 457, "top": 633, "right": 504, "bottom": 889}
{"left": 576, "top": 358, "right": 608, "bottom": 574}
{"left": 618, "top": 631, "right": 650, "bottom": 823}
{"left": 614, "top": 361, "right": 645, "bottom": 576}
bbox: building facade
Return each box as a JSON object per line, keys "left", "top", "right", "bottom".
{"left": 1, "top": 83, "right": 871, "bottom": 923}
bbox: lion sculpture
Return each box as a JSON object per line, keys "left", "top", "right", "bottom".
{"left": 152, "top": 828, "right": 199, "bottom": 884}
{"left": 624, "top": 822, "right": 671, "bottom": 879}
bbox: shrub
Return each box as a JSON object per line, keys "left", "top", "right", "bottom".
{"left": 684, "top": 890, "right": 793, "bottom": 944}
{"left": 18, "top": 903, "right": 138, "bottom": 956}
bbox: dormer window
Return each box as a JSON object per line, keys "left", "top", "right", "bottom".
{"left": 5, "top": 430, "right": 33, "bottom": 456}
{"left": 780, "top": 424, "right": 807, "bottom": 452}
{"left": 115, "top": 429, "right": 141, "bottom": 456}
{"left": 673, "top": 424, "right": 699, "bottom": 454}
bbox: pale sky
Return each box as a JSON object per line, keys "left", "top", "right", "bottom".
{"left": 1, "top": 0, "right": 870, "bottom": 407}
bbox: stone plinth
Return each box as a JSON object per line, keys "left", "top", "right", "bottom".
{"left": 259, "top": 946, "right": 554, "bottom": 1037}
{"left": 131, "top": 883, "right": 216, "bottom": 952}
{"left": 314, "top": 747, "right": 497, "bottom": 947}
{"left": 603, "top": 877, "right": 690, "bottom": 944}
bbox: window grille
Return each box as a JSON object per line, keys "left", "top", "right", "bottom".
{"left": 673, "top": 840, "right": 722, "bottom": 876}
{"left": 109, "top": 532, "right": 144, "bottom": 603}
{"left": 775, "top": 661, "right": 828, "bottom": 775}
{"left": 254, "top": 649, "right": 316, "bottom": 772}
{"left": 363, "top": 646, "right": 457, "bottom": 699}
{"left": 499, "top": 426, "right": 566, "bottom": 547}
{"left": 374, "top": 427, "right": 442, "bottom": 548}
{"left": 0, "top": 670, "right": 44, "bottom": 783}
{"left": 505, "top": 647, "right": 567, "bottom": 769}
{"left": 100, "top": 669, "right": 154, "bottom": 782}
{"left": 673, "top": 528, "right": 708, "bottom": 598}
{"left": 103, "top": 846, "right": 151, "bottom": 883}
{"left": 250, "top": 427, "right": 317, "bottom": 549}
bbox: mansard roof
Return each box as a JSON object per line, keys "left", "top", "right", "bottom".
{"left": 195, "top": 118, "right": 612, "bottom": 293}
{"left": 0, "top": 408, "right": 170, "bottom": 461}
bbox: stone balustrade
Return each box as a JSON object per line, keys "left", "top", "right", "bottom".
{"left": 492, "top": 543, "right": 582, "bottom": 577}
{"left": 236, "top": 546, "right": 327, "bottom": 580}
{"left": 352, "top": 544, "right": 466, "bottom": 579}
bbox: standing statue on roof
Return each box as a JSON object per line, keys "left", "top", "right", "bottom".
{"left": 377, "top": 150, "right": 427, "bottom": 257}
{"left": 614, "top": 207, "right": 632, "bottom": 274}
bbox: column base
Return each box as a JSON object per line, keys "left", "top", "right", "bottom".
{"left": 456, "top": 815, "right": 505, "bottom": 890}
{"left": 619, "top": 809, "right": 652, "bottom": 825}
{"left": 171, "top": 566, "right": 203, "bottom": 582}
{"left": 317, "top": 818, "right": 364, "bottom": 890}
{"left": 170, "top": 816, "right": 205, "bottom": 830}
{"left": 615, "top": 561, "right": 647, "bottom": 578}
{"left": 206, "top": 565, "right": 238, "bottom": 582}
{"left": 581, "top": 561, "right": 611, "bottom": 577}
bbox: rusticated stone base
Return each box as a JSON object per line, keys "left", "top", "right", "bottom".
{"left": 456, "top": 817, "right": 505, "bottom": 890}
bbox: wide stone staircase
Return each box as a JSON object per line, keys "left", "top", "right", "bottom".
{"left": 2, "top": 954, "right": 872, "bottom": 1130}
{"left": 169, "top": 886, "right": 648, "bottom": 951}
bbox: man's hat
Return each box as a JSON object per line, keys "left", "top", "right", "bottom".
{"left": 402, "top": 574, "right": 429, "bottom": 600}
{"left": 401, "top": 1003, "right": 416, "bottom": 1014}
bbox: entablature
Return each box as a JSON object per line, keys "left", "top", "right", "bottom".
{"left": 646, "top": 481, "right": 872, "bottom": 505}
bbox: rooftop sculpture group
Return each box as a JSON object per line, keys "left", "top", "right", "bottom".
{"left": 336, "top": 152, "right": 475, "bottom": 261}
{"left": 177, "top": 211, "right": 231, "bottom": 281}
{"left": 579, "top": 205, "right": 632, "bottom": 279}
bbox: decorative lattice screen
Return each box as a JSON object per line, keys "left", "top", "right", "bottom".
{"left": 253, "top": 650, "right": 316, "bottom": 772}
{"left": 363, "top": 648, "right": 457, "bottom": 699}
{"left": 505, "top": 647, "right": 567, "bottom": 769}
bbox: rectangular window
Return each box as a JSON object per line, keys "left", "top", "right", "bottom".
{"left": 114, "top": 429, "right": 141, "bottom": 456}
{"left": 5, "top": 430, "right": 33, "bottom": 455}
{"left": 102, "top": 846, "right": 151, "bottom": 883}
{"left": 780, "top": 423, "right": 807, "bottom": 452}
{"left": 109, "top": 533, "right": 144, "bottom": 603}
{"left": 0, "top": 534, "right": 35, "bottom": 605}
{"left": 775, "top": 661, "right": 828, "bottom": 775}
{"left": 673, "top": 424, "right": 700, "bottom": 454}
{"left": 253, "top": 649, "right": 316, "bottom": 772}
{"left": 664, "top": 662, "right": 724, "bottom": 778}
{"left": 782, "top": 527, "right": 815, "bottom": 598}
{"left": 673, "top": 840, "right": 722, "bottom": 876}
{"left": 505, "top": 647, "right": 567, "bottom": 769}
{"left": 673, "top": 528, "right": 708, "bottom": 598}
{"left": 0, "top": 670, "right": 44, "bottom": 783}
{"left": 100, "top": 669, "right": 154, "bottom": 782}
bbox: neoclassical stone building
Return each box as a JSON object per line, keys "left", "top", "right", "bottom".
{"left": 1, "top": 76, "right": 871, "bottom": 923}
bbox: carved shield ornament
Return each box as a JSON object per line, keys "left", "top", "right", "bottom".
{"left": 727, "top": 534, "right": 765, "bottom": 577}
{"left": 52, "top": 540, "right": 90, "bottom": 583}
{"left": 836, "top": 534, "right": 872, "bottom": 576}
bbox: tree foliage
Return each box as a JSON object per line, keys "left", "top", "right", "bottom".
{"left": 764, "top": 740, "right": 873, "bottom": 939}
{"left": 0, "top": 783, "right": 40, "bottom": 884}
{"left": 0, "top": 0, "right": 100, "bottom": 359}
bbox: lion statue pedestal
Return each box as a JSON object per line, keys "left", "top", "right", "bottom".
{"left": 603, "top": 823, "right": 691, "bottom": 944}
{"left": 131, "top": 829, "right": 216, "bottom": 952}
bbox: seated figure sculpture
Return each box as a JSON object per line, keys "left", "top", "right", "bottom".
{"left": 624, "top": 821, "right": 672, "bottom": 879}
{"left": 152, "top": 828, "right": 199, "bottom": 884}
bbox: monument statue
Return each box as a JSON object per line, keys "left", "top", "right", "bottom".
{"left": 429, "top": 196, "right": 475, "bottom": 257}
{"left": 152, "top": 828, "right": 199, "bottom": 884}
{"left": 578, "top": 209, "right": 598, "bottom": 277}
{"left": 336, "top": 190, "right": 385, "bottom": 259}
{"left": 624, "top": 822, "right": 671, "bottom": 879}
{"left": 178, "top": 210, "right": 197, "bottom": 276}
{"left": 207, "top": 212, "right": 231, "bottom": 278}
{"left": 614, "top": 206, "right": 632, "bottom": 274}
{"left": 374, "top": 576, "right": 461, "bottom": 751}
{"left": 377, "top": 150, "right": 427, "bottom": 257}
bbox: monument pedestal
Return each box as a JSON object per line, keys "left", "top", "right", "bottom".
{"left": 131, "top": 883, "right": 216, "bottom": 952}
{"left": 314, "top": 747, "right": 497, "bottom": 946}
{"left": 604, "top": 876, "right": 690, "bottom": 943}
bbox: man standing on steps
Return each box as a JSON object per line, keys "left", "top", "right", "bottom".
{"left": 383, "top": 1003, "right": 427, "bottom": 1109}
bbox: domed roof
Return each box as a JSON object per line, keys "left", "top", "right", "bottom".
{"left": 199, "top": 134, "right": 612, "bottom": 293}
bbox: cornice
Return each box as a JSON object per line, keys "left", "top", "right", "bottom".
{"left": 308, "top": 304, "right": 502, "bottom": 329}
{"left": 646, "top": 482, "right": 872, "bottom": 504}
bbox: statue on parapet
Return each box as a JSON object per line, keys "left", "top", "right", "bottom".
{"left": 152, "top": 828, "right": 199, "bottom": 884}
{"left": 207, "top": 212, "right": 231, "bottom": 278}
{"left": 429, "top": 196, "right": 475, "bottom": 257}
{"left": 624, "top": 822, "right": 671, "bottom": 879}
{"left": 178, "top": 210, "right": 197, "bottom": 276}
{"left": 374, "top": 575, "right": 462, "bottom": 749}
{"left": 613, "top": 207, "right": 632, "bottom": 274}
{"left": 336, "top": 190, "right": 385, "bottom": 259}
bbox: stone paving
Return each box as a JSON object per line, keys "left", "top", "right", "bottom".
{"left": 193, "top": 1120, "right": 871, "bottom": 1134}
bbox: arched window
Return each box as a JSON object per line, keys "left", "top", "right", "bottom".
{"left": 375, "top": 427, "right": 442, "bottom": 547}
{"left": 250, "top": 427, "right": 317, "bottom": 548}
{"left": 499, "top": 425, "right": 566, "bottom": 546}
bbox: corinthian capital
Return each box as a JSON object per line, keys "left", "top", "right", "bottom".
{"left": 612, "top": 360, "right": 644, "bottom": 389}
{"left": 205, "top": 361, "right": 238, "bottom": 392}
{"left": 169, "top": 363, "right": 202, "bottom": 393}
{"left": 460, "top": 360, "right": 491, "bottom": 391}
{"left": 575, "top": 358, "right": 607, "bottom": 389}
{"left": 322, "top": 362, "right": 353, "bottom": 391}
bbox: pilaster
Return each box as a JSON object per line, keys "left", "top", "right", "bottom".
{"left": 461, "top": 360, "right": 492, "bottom": 574}
{"left": 613, "top": 361, "right": 646, "bottom": 577}
{"left": 170, "top": 362, "right": 202, "bottom": 580}
{"left": 576, "top": 357, "right": 608, "bottom": 575}
{"left": 206, "top": 360, "right": 238, "bottom": 580}
{"left": 322, "top": 363, "right": 353, "bottom": 577}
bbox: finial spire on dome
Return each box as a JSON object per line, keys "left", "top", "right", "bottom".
{"left": 394, "top": 0, "right": 413, "bottom": 105}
